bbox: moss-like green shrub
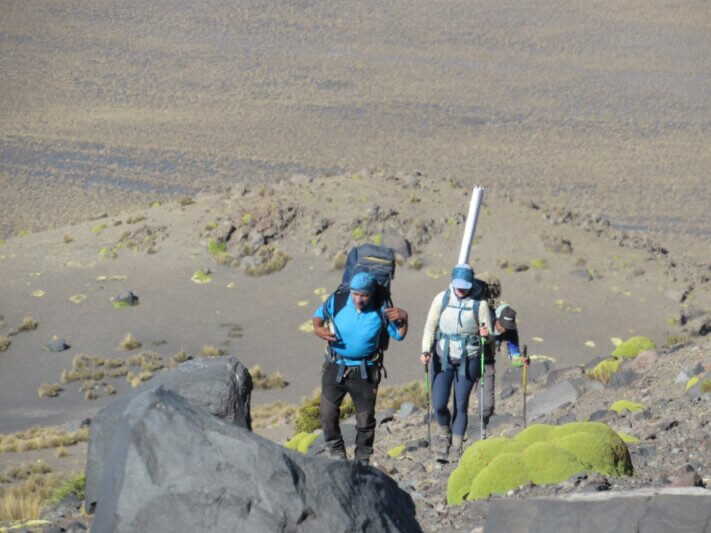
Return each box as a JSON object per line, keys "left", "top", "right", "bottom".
{"left": 371, "top": 233, "right": 383, "bottom": 246}
{"left": 285, "top": 432, "right": 310, "bottom": 450}
{"left": 191, "top": 269, "right": 213, "bottom": 283}
{"left": 296, "top": 433, "right": 318, "bottom": 454}
{"left": 514, "top": 424, "right": 554, "bottom": 446}
{"left": 467, "top": 453, "right": 531, "bottom": 500}
{"left": 351, "top": 226, "right": 365, "bottom": 240}
{"left": 241, "top": 213, "right": 252, "bottom": 225}
{"left": 91, "top": 224, "right": 107, "bottom": 235}
{"left": 448, "top": 422, "right": 633, "bottom": 505}
{"left": 293, "top": 393, "right": 355, "bottom": 433}
{"left": 617, "top": 432, "right": 640, "bottom": 444}
{"left": 522, "top": 441, "right": 587, "bottom": 485}
{"left": 208, "top": 238, "right": 226, "bottom": 255}
{"left": 686, "top": 376, "right": 700, "bottom": 390}
{"left": 701, "top": 380, "right": 711, "bottom": 394}
{"left": 611, "top": 336, "right": 655, "bottom": 359}
{"left": 387, "top": 445, "right": 406, "bottom": 458}
{"left": 609, "top": 400, "right": 644, "bottom": 414}
{"left": 530, "top": 258, "right": 547, "bottom": 269}
{"left": 587, "top": 358, "right": 622, "bottom": 384}
{"left": 552, "top": 422, "right": 632, "bottom": 476}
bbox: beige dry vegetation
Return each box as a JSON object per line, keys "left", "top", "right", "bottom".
{"left": 0, "top": 471, "right": 64, "bottom": 521}
{"left": 200, "top": 345, "right": 227, "bottom": 357}
{"left": 55, "top": 446, "right": 68, "bottom": 458}
{"left": 0, "top": 427, "right": 88, "bottom": 454}
{"left": 0, "top": 336, "right": 10, "bottom": 352}
{"left": 1, "top": 460, "right": 52, "bottom": 483}
{"left": 119, "top": 333, "right": 141, "bottom": 351}
{"left": 37, "top": 383, "right": 63, "bottom": 398}
{"left": 249, "top": 365, "right": 287, "bottom": 390}
{"left": 18, "top": 317, "right": 38, "bottom": 333}
{"left": 170, "top": 349, "right": 192, "bottom": 367}
{"left": 251, "top": 402, "right": 300, "bottom": 429}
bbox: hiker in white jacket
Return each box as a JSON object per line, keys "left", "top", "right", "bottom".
{"left": 420, "top": 264, "right": 492, "bottom": 461}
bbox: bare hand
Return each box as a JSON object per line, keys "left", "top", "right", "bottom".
{"left": 385, "top": 308, "right": 408, "bottom": 323}
{"left": 312, "top": 318, "right": 337, "bottom": 342}
{"left": 420, "top": 352, "right": 431, "bottom": 365}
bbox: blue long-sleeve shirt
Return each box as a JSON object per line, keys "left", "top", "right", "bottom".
{"left": 495, "top": 328, "right": 521, "bottom": 359}
{"left": 314, "top": 294, "right": 404, "bottom": 364}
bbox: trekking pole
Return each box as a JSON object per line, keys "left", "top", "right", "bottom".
{"left": 424, "top": 361, "right": 431, "bottom": 445}
{"left": 522, "top": 345, "right": 528, "bottom": 429}
{"left": 480, "top": 337, "right": 486, "bottom": 441}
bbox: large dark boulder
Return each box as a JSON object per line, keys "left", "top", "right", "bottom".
{"left": 484, "top": 487, "right": 711, "bottom": 533}
{"left": 92, "top": 387, "right": 421, "bottom": 533}
{"left": 85, "top": 357, "right": 252, "bottom": 513}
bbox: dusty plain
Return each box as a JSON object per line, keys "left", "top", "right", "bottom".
{"left": 0, "top": 0, "right": 710, "bottom": 522}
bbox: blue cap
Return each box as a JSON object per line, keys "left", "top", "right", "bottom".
{"left": 451, "top": 264, "right": 474, "bottom": 290}
{"left": 350, "top": 272, "right": 376, "bottom": 295}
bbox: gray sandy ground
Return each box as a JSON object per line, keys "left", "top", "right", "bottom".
{"left": 1, "top": 0, "right": 710, "bottom": 265}
{"left": 1, "top": 173, "right": 705, "bottom": 434}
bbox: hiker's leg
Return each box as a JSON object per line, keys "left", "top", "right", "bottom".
{"left": 348, "top": 364, "right": 380, "bottom": 461}
{"left": 431, "top": 358, "right": 455, "bottom": 428}
{"left": 482, "top": 362, "right": 496, "bottom": 425}
{"left": 450, "top": 357, "right": 480, "bottom": 436}
{"left": 320, "top": 362, "right": 348, "bottom": 457}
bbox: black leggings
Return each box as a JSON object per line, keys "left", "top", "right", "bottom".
{"left": 320, "top": 361, "right": 381, "bottom": 459}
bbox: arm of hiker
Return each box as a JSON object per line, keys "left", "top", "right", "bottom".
{"left": 421, "top": 292, "right": 444, "bottom": 353}
{"left": 478, "top": 300, "right": 493, "bottom": 339}
{"left": 312, "top": 317, "right": 337, "bottom": 342}
{"left": 385, "top": 307, "right": 408, "bottom": 339}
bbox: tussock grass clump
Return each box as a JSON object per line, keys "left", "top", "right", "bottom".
{"left": 137, "top": 351, "right": 164, "bottom": 372}
{"left": 38, "top": 384, "right": 63, "bottom": 398}
{"left": 376, "top": 381, "right": 428, "bottom": 410}
{"left": 200, "top": 345, "right": 227, "bottom": 357}
{"left": 55, "top": 446, "right": 69, "bottom": 458}
{"left": 104, "top": 358, "right": 125, "bottom": 368}
{"left": 0, "top": 336, "right": 10, "bottom": 352}
{"left": 44, "top": 473, "right": 85, "bottom": 507}
{"left": 251, "top": 402, "right": 300, "bottom": 429}
{"left": 249, "top": 365, "right": 287, "bottom": 390}
{"left": 0, "top": 427, "right": 89, "bottom": 454}
{"left": 243, "top": 246, "right": 290, "bottom": 276}
{"left": 1, "top": 461, "right": 52, "bottom": 483}
{"left": 91, "top": 356, "right": 106, "bottom": 367}
{"left": 126, "top": 215, "right": 146, "bottom": 224}
{"left": 91, "top": 223, "right": 107, "bottom": 235}
{"left": 17, "top": 317, "right": 39, "bottom": 333}
{"left": 191, "top": 269, "right": 213, "bottom": 284}
{"left": 84, "top": 390, "right": 99, "bottom": 400}
{"left": 179, "top": 197, "right": 195, "bottom": 206}
{"left": 107, "top": 366, "right": 128, "bottom": 377}
{"left": 119, "top": 333, "right": 141, "bottom": 351}
{"left": 0, "top": 471, "right": 65, "bottom": 521}
{"left": 170, "top": 350, "right": 192, "bottom": 367}
{"left": 104, "top": 384, "right": 117, "bottom": 395}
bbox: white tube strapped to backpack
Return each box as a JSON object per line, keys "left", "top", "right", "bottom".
{"left": 457, "top": 186, "right": 485, "bottom": 266}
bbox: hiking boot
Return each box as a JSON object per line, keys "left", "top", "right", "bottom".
{"left": 435, "top": 425, "right": 452, "bottom": 463}
{"left": 328, "top": 446, "right": 347, "bottom": 460}
{"left": 451, "top": 434, "right": 464, "bottom": 461}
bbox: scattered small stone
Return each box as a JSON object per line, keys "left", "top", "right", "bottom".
{"left": 659, "top": 420, "right": 679, "bottom": 431}
{"left": 46, "top": 338, "right": 70, "bottom": 352}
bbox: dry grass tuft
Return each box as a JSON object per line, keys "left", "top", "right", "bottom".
{"left": 251, "top": 402, "right": 300, "bottom": 429}
{"left": 107, "top": 366, "right": 128, "bottom": 378}
{"left": 1, "top": 460, "right": 52, "bottom": 483}
{"left": 119, "top": 333, "right": 141, "bottom": 351}
{"left": 90, "top": 355, "right": 106, "bottom": 367}
{"left": 104, "top": 384, "right": 117, "bottom": 395}
{"left": 0, "top": 427, "right": 89, "bottom": 454}
{"left": 249, "top": 365, "right": 288, "bottom": 390}
{"left": 104, "top": 358, "right": 125, "bottom": 368}
{"left": 84, "top": 390, "right": 99, "bottom": 400}
{"left": 55, "top": 446, "right": 68, "bottom": 458}
{"left": 0, "top": 472, "right": 64, "bottom": 521}
{"left": 71, "top": 354, "right": 90, "bottom": 368}
{"left": 18, "top": 317, "right": 39, "bottom": 333}
{"left": 0, "top": 336, "right": 10, "bottom": 352}
{"left": 200, "top": 345, "right": 227, "bottom": 357}
{"left": 37, "top": 384, "right": 63, "bottom": 398}
{"left": 243, "top": 246, "right": 290, "bottom": 276}
{"left": 170, "top": 350, "right": 192, "bottom": 367}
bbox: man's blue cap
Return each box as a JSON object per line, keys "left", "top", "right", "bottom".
{"left": 451, "top": 264, "right": 474, "bottom": 290}
{"left": 350, "top": 272, "right": 376, "bottom": 295}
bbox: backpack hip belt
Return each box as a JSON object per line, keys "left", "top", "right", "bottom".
{"left": 435, "top": 330, "right": 481, "bottom": 377}
{"left": 324, "top": 348, "right": 382, "bottom": 383}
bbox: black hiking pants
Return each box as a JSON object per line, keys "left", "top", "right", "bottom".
{"left": 320, "top": 360, "right": 381, "bottom": 460}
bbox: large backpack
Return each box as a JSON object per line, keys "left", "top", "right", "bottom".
{"left": 321, "top": 244, "right": 396, "bottom": 379}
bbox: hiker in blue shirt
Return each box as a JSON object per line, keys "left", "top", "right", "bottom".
{"left": 313, "top": 271, "right": 408, "bottom": 463}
